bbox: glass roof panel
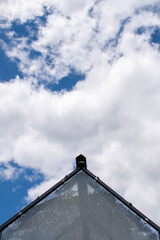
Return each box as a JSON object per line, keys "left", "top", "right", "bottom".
{"left": 1, "top": 170, "right": 159, "bottom": 240}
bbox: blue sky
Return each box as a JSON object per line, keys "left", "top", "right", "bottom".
{"left": 0, "top": 0, "right": 160, "bottom": 226}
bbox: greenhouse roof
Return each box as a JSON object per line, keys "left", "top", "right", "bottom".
{"left": 0, "top": 154, "right": 160, "bottom": 240}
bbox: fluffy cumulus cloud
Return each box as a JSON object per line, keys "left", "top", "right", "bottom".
{"left": 0, "top": 0, "right": 160, "bottom": 225}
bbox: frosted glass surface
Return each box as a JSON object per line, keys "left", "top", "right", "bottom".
{"left": 1, "top": 171, "right": 159, "bottom": 240}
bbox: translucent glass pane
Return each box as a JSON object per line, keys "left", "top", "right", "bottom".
{"left": 1, "top": 171, "right": 159, "bottom": 240}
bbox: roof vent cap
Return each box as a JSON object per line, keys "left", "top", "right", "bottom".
{"left": 76, "top": 154, "right": 87, "bottom": 169}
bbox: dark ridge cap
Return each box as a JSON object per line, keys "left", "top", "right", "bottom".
{"left": 76, "top": 154, "right": 87, "bottom": 169}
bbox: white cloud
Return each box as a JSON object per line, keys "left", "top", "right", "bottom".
{"left": 0, "top": 0, "right": 49, "bottom": 23}
{"left": 25, "top": 178, "right": 60, "bottom": 202}
{"left": 1, "top": 0, "right": 160, "bottom": 81}
{"left": 0, "top": 0, "right": 160, "bottom": 226}
{"left": 1, "top": 38, "right": 160, "bottom": 223}
{"left": 0, "top": 163, "right": 23, "bottom": 180}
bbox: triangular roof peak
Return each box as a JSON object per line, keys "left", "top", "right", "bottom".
{"left": 0, "top": 155, "right": 160, "bottom": 239}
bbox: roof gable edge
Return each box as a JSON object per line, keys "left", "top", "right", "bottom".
{"left": 0, "top": 167, "right": 81, "bottom": 232}
{"left": 0, "top": 163, "right": 159, "bottom": 237}
{"left": 82, "top": 168, "right": 160, "bottom": 233}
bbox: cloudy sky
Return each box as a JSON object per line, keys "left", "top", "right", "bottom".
{"left": 0, "top": 0, "right": 160, "bottom": 226}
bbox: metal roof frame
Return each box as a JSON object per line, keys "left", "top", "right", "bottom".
{"left": 0, "top": 154, "right": 160, "bottom": 238}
